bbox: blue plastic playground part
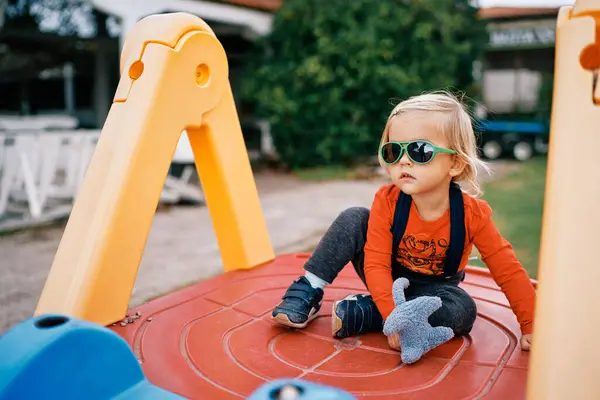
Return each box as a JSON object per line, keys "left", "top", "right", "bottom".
{"left": 247, "top": 379, "right": 356, "bottom": 400}
{"left": 0, "top": 314, "right": 355, "bottom": 400}
{"left": 478, "top": 119, "right": 548, "bottom": 134}
{"left": 0, "top": 314, "right": 184, "bottom": 400}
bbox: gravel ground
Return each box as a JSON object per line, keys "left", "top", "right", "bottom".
{"left": 0, "top": 160, "right": 519, "bottom": 334}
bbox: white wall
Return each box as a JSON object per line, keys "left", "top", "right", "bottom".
{"left": 483, "top": 69, "right": 543, "bottom": 113}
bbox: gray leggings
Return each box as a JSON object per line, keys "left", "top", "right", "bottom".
{"left": 304, "top": 207, "right": 477, "bottom": 336}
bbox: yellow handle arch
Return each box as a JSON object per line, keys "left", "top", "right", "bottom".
{"left": 35, "top": 13, "right": 274, "bottom": 326}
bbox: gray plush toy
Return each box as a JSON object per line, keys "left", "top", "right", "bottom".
{"left": 382, "top": 277, "right": 454, "bottom": 364}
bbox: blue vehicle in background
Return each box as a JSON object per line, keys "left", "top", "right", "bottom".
{"left": 476, "top": 119, "right": 550, "bottom": 161}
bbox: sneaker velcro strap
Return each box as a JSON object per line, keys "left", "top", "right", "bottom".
{"left": 291, "top": 281, "right": 313, "bottom": 293}
{"left": 282, "top": 288, "right": 314, "bottom": 302}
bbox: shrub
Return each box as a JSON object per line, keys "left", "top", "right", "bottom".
{"left": 241, "top": 0, "right": 488, "bottom": 169}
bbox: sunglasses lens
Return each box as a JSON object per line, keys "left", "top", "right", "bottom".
{"left": 407, "top": 141, "right": 435, "bottom": 163}
{"left": 381, "top": 143, "right": 402, "bottom": 164}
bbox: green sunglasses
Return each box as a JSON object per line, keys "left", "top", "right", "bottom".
{"left": 380, "top": 140, "right": 457, "bottom": 165}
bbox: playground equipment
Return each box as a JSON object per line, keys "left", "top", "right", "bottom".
{"left": 527, "top": 1, "right": 600, "bottom": 399}
{"left": 0, "top": 0, "right": 599, "bottom": 398}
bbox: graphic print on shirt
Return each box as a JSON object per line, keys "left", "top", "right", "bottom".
{"left": 397, "top": 233, "right": 449, "bottom": 275}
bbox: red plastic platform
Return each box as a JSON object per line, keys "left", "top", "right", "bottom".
{"left": 110, "top": 253, "right": 531, "bottom": 399}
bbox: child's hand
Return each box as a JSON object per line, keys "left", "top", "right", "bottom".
{"left": 387, "top": 332, "right": 401, "bottom": 351}
{"left": 520, "top": 334, "right": 532, "bottom": 351}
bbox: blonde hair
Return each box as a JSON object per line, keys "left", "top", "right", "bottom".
{"left": 379, "top": 90, "right": 490, "bottom": 197}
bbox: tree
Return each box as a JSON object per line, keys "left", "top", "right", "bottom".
{"left": 1, "top": 0, "right": 118, "bottom": 83}
{"left": 240, "top": 0, "right": 488, "bottom": 169}
{"left": 3, "top": 0, "right": 115, "bottom": 38}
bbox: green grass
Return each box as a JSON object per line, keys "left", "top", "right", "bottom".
{"left": 469, "top": 156, "right": 547, "bottom": 278}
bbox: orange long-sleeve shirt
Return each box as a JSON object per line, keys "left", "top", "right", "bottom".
{"left": 364, "top": 184, "right": 536, "bottom": 335}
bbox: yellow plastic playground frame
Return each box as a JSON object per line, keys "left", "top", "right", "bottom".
{"left": 33, "top": 1, "right": 600, "bottom": 398}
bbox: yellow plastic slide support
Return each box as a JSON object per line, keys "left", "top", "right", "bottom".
{"left": 527, "top": 1, "right": 600, "bottom": 399}
{"left": 35, "top": 13, "right": 275, "bottom": 326}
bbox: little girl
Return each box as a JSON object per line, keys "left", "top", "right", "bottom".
{"left": 271, "top": 91, "right": 536, "bottom": 356}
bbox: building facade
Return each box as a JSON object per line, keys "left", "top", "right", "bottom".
{"left": 479, "top": 7, "right": 559, "bottom": 118}
{"left": 0, "top": 0, "right": 274, "bottom": 128}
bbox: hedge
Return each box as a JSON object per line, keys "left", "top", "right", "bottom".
{"left": 240, "top": 0, "right": 488, "bottom": 169}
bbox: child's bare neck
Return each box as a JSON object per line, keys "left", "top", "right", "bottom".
{"left": 411, "top": 186, "right": 450, "bottom": 222}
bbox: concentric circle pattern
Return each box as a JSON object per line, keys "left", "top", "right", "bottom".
{"left": 111, "top": 253, "right": 531, "bottom": 399}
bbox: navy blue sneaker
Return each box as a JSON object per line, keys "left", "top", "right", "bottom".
{"left": 272, "top": 276, "right": 324, "bottom": 328}
{"left": 332, "top": 294, "right": 384, "bottom": 338}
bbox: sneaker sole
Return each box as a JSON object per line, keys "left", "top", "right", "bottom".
{"left": 331, "top": 294, "right": 357, "bottom": 338}
{"left": 271, "top": 307, "right": 318, "bottom": 329}
{"left": 331, "top": 300, "right": 343, "bottom": 337}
